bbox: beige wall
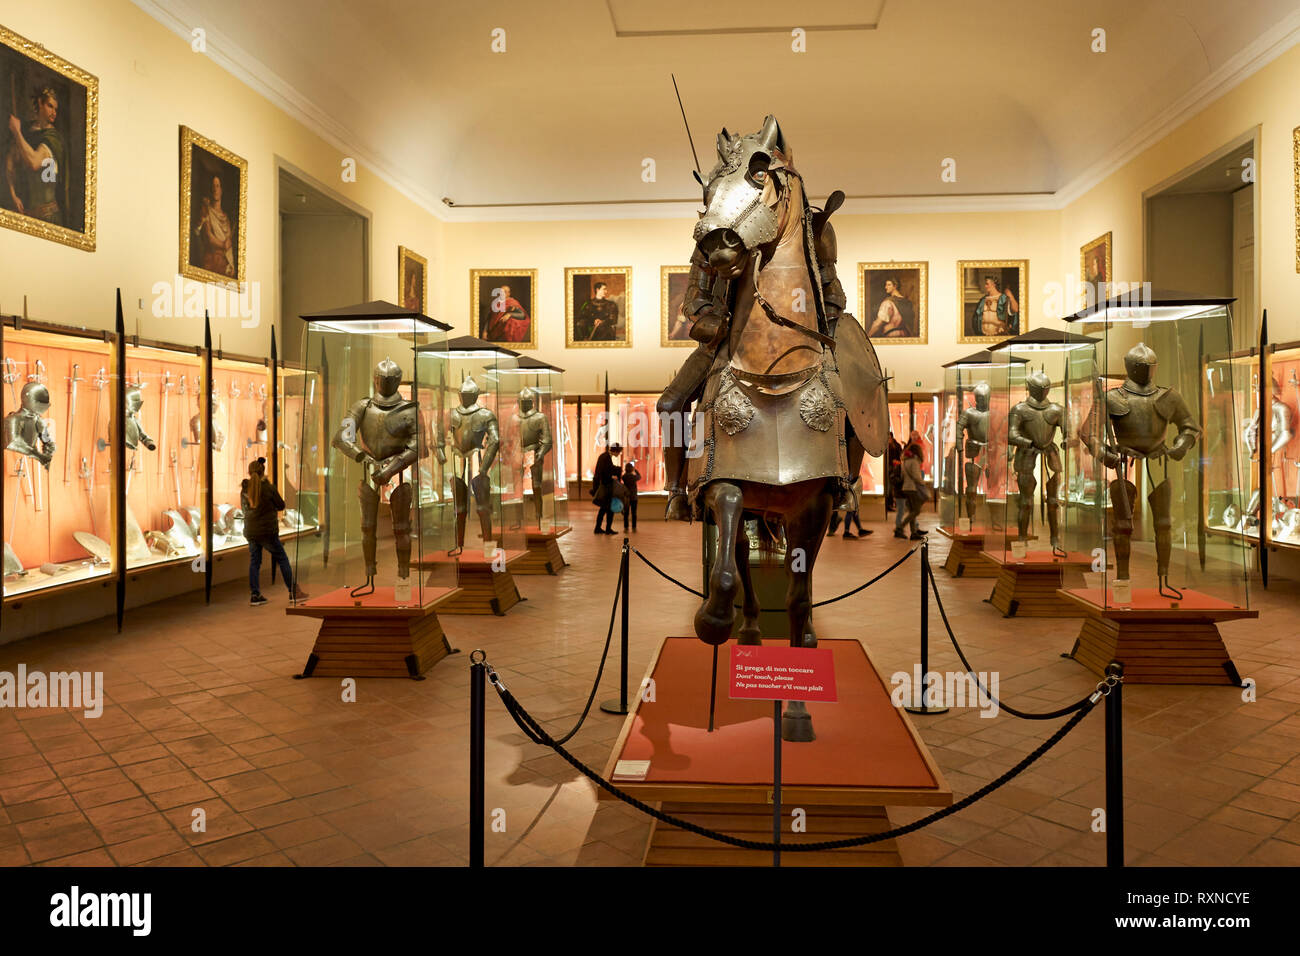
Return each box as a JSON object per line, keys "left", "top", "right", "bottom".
{"left": 0, "top": 0, "right": 444, "bottom": 357}
{"left": 1146, "top": 193, "right": 1234, "bottom": 297}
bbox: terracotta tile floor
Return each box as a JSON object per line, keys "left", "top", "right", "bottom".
{"left": 1, "top": 503, "right": 1298, "bottom": 867}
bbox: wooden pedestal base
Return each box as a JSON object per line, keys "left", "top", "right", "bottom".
{"left": 1059, "top": 587, "right": 1254, "bottom": 685}
{"left": 287, "top": 586, "right": 460, "bottom": 679}
{"left": 599, "top": 637, "right": 951, "bottom": 867}
{"left": 984, "top": 551, "right": 1092, "bottom": 617}
{"left": 514, "top": 526, "right": 571, "bottom": 575}
{"left": 936, "top": 527, "right": 997, "bottom": 578}
{"left": 420, "top": 549, "right": 526, "bottom": 615}
{"left": 645, "top": 802, "right": 900, "bottom": 866}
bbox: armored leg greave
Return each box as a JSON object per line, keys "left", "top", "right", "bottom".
{"left": 451, "top": 475, "right": 469, "bottom": 551}
{"left": 1149, "top": 478, "right": 1173, "bottom": 577}
{"left": 1109, "top": 477, "right": 1137, "bottom": 580}
{"left": 530, "top": 460, "right": 545, "bottom": 522}
{"left": 471, "top": 471, "right": 494, "bottom": 544}
{"left": 964, "top": 460, "right": 983, "bottom": 522}
{"left": 389, "top": 479, "right": 413, "bottom": 578}
{"left": 358, "top": 481, "right": 380, "bottom": 576}
{"left": 1045, "top": 469, "right": 1062, "bottom": 550}
{"left": 1016, "top": 466, "right": 1037, "bottom": 540}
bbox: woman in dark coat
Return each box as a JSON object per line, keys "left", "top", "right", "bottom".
{"left": 241, "top": 457, "right": 304, "bottom": 605}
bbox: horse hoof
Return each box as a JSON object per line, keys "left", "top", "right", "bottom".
{"left": 781, "top": 707, "right": 815, "bottom": 743}
{"left": 694, "top": 605, "right": 735, "bottom": 646}
{"left": 737, "top": 622, "right": 762, "bottom": 645}
{"left": 664, "top": 494, "right": 692, "bottom": 522}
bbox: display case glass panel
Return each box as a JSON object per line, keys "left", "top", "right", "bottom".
{"left": 3, "top": 324, "right": 117, "bottom": 596}
{"left": 291, "top": 310, "right": 454, "bottom": 608}
{"left": 497, "top": 359, "right": 568, "bottom": 532}
{"left": 277, "top": 362, "right": 322, "bottom": 538}
{"left": 937, "top": 353, "right": 1017, "bottom": 535}
{"left": 123, "top": 342, "right": 205, "bottom": 569}
{"left": 1264, "top": 343, "right": 1300, "bottom": 548}
{"left": 1065, "top": 295, "right": 1250, "bottom": 610}
{"left": 210, "top": 354, "right": 272, "bottom": 554}
{"left": 608, "top": 391, "right": 666, "bottom": 495}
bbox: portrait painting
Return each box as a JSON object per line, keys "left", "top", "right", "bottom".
{"left": 0, "top": 25, "right": 98, "bottom": 251}
{"left": 1080, "top": 232, "right": 1112, "bottom": 307}
{"left": 858, "top": 261, "right": 928, "bottom": 345}
{"left": 398, "top": 246, "right": 427, "bottom": 314}
{"left": 472, "top": 269, "right": 537, "bottom": 349}
{"left": 179, "top": 126, "right": 247, "bottom": 284}
{"left": 958, "top": 259, "right": 1029, "bottom": 344}
{"left": 661, "top": 266, "right": 693, "bottom": 346}
{"left": 566, "top": 266, "right": 631, "bottom": 348}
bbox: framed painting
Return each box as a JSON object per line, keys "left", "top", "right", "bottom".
{"left": 957, "top": 259, "right": 1029, "bottom": 344}
{"left": 1080, "top": 232, "right": 1112, "bottom": 305}
{"left": 179, "top": 126, "right": 247, "bottom": 284}
{"left": 857, "top": 261, "right": 928, "bottom": 344}
{"left": 566, "top": 266, "right": 631, "bottom": 348}
{"left": 661, "top": 265, "right": 693, "bottom": 346}
{"left": 0, "top": 25, "right": 98, "bottom": 251}
{"left": 398, "top": 246, "right": 427, "bottom": 314}
{"left": 471, "top": 269, "right": 537, "bottom": 349}
{"left": 1293, "top": 126, "right": 1299, "bottom": 273}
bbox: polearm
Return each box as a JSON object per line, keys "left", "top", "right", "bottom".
{"left": 64, "top": 363, "right": 82, "bottom": 484}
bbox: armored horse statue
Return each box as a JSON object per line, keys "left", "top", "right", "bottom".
{"left": 657, "top": 115, "right": 889, "bottom": 741}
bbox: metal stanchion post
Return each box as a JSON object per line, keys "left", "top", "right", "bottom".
{"left": 601, "top": 540, "right": 631, "bottom": 715}
{"left": 469, "top": 650, "right": 486, "bottom": 868}
{"left": 906, "top": 540, "right": 947, "bottom": 715}
{"left": 773, "top": 699, "right": 782, "bottom": 868}
{"left": 1105, "top": 660, "right": 1124, "bottom": 867}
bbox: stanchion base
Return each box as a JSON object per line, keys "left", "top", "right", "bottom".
{"left": 903, "top": 705, "right": 950, "bottom": 715}
{"left": 599, "top": 699, "right": 629, "bottom": 715}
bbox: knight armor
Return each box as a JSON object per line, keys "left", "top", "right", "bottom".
{"left": 1242, "top": 383, "right": 1293, "bottom": 457}
{"left": 444, "top": 376, "right": 501, "bottom": 554}
{"left": 515, "top": 387, "right": 553, "bottom": 523}
{"left": 1081, "top": 343, "right": 1200, "bottom": 594}
{"left": 331, "top": 358, "right": 424, "bottom": 581}
{"left": 3, "top": 382, "right": 55, "bottom": 468}
{"left": 124, "top": 386, "right": 156, "bottom": 452}
{"left": 955, "top": 383, "right": 991, "bottom": 521}
{"left": 1007, "top": 370, "right": 1064, "bottom": 551}
{"left": 190, "top": 383, "right": 227, "bottom": 451}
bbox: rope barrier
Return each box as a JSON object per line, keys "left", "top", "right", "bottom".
{"left": 925, "top": 559, "right": 1093, "bottom": 720}
{"left": 485, "top": 660, "right": 1106, "bottom": 853}
{"left": 630, "top": 544, "right": 919, "bottom": 609}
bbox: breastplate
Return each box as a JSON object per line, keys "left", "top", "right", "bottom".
{"left": 518, "top": 411, "right": 546, "bottom": 450}
{"left": 1106, "top": 388, "right": 1169, "bottom": 456}
{"left": 125, "top": 414, "right": 145, "bottom": 450}
{"left": 961, "top": 409, "right": 990, "bottom": 445}
{"left": 359, "top": 399, "right": 417, "bottom": 460}
{"left": 1014, "top": 401, "right": 1061, "bottom": 448}
{"left": 450, "top": 404, "right": 493, "bottom": 455}
{"left": 3, "top": 410, "right": 41, "bottom": 455}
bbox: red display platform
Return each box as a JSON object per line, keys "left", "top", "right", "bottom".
{"left": 286, "top": 585, "right": 460, "bottom": 679}
{"left": 981, "top": 550, "right": 1093, "bottom": 617}
{"left": 416, "top": 549, "right": 526, "bottom": 615}
{"left": 1058, "top": 587, "right": 1253, "bottom": 685}
{"left": 599, "top": 637, "right": 951, "bottom": 866}
{"left": 515, "top": 525, "right": 571, "bottom": 576}
{"left": 935, "top": 526, "right": 997, "bottom": 578}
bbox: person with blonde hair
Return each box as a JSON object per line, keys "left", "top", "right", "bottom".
{"left": 241, "top": 457, "right": 304, "bottom": 605}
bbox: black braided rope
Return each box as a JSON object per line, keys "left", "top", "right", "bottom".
{"left": 489, "top": 669, "right": 1096, "bottom": 853}
{"left": 511, "top": 551, "right": 625, "bottom": 747}
{"left": 630, "top": 544, "right": 918, "bottom": 609}
{"left": 925, "top": 558, "right": 1093, "bottom": 721}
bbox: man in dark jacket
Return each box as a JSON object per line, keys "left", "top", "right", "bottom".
{"left": 591, "top": 443, "right": 622, "bottom": 534}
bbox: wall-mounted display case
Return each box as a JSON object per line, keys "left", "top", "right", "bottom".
{"left": 607, "top": 390, "right": 666, "bottom": 496}
{"left": 887, "top": 390, "right": 941, "bottom": 486}
{"left": 209, "top": 353, "right": 273, "bottom": 554}
{"left": 3, "top": 320, "right": 117, "bottom": 597}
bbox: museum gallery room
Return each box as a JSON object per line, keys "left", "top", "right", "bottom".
{"left": 2, "top": 0, "right": 1300, "bottom": 882}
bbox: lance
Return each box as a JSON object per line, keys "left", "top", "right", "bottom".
{"left": 64, "top": 362, "right": 82, "bottom": 484}
{"left": 158, "top": 369, "right": 172, "bottom": 478}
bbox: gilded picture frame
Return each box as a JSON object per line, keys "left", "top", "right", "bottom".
{"left": 1293, "top": 126, "right": 1299, "bottom": 273}
{"left": 566, "top": 266, "right": 632, "bottom": 348}
{"left": 471, "top": 268, "right": 538, "bottom": 349}
{"left": 957, "top": 259, "right": 1029, "bottom": 345}
{"left": 179, "top": 126, "right": 248, "bottom": 285}
{"left": 398, "top": 246, "right": 427, "bottom": 315}
{"left": 857, "top": 261, "right": 928, "bottom": 345}
{"left": 0, "top": 24, "right": 98, "bottom": 251}
{"left": 1080, "top": 232, "right": 1112, "bottom": 304}
{"left": 661, "top": 265, "right": 692, "bottom": 346}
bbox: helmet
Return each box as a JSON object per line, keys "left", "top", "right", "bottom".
{"left": 20, "top": 382, "right": 50, "bottom": 416}
{"left": 972, "top": 382, "right": 991, "bottom": 411}
{"left": 460, "top": 375, "right": 481, "bottom": 404}
{"left": 126, "top": 386, "right": 145, "bottom": 414}
{"left": 1026, "top": 370, "right": 1051, "bottom": 402}
{"left": 373, "top": 358, "right": 402, "bottom": 398}
{"left": 1124, "top": 343, "right": 1157, "bottom": 387}
{"left": 518, "top": 386, "right": 536, "bottom": 412}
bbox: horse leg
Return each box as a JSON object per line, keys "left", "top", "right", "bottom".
{"left": 735, "top": 520, "right": 761, "bottom": 645}
{"left": 780, "top": 482, "right": 834, "bottom": 743}
{"left": 695, "top": 481, "right": 743, "bottom": 645}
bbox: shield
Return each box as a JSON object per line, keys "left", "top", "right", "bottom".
{"left": 833, "top": 314, "right": 889, "bottom": 457}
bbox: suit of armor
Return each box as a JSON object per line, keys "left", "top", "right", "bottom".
{"left": 956, "top": 383, "right": 991, "bottom": 521}
{"left": 1081, "top": 343, "right": 1199, "bottom": 596}
{"left": 331, "top": 359, "right": 424, "bottom": 584}
{"left": 4, "top": 382, "right": 55, "bottom": 468}
{"left": 514, "top": 387, "right": 552, "bottom": 523}
{"left": 443, "top": 376, "right": 500, "bottom": 554}
{"left": 1008, "top": 371, "right": 1064, "bottom": 552}
{"left": 190, "top": 382, "right": 227, "bottom": 451}
{"left": 125, "top": 387, "right": 156, "bottom": 452}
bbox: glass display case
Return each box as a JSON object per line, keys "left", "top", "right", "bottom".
{"left": 290, "top": 304, "right": 454, "bottom": 608}
{"left": 3, "top": 320, "right": 117, "bottom": 597}
{"left": 608, "top": 390, "right": 666, "bottom": 496}
{"left": 987, "top": 328, "right": 1100, "bottom": 563}
{"left": 210, "top": 353, "right": 273, "bottom": 554}
{"left": 277, "top": 361, "right": 322, "bottom": 538}
{"left": 122, "top": 340, "right": 205, "bottom": 569}
{"left": 428, "top": 335, "right": 526, "bottom": 562}
{"left": 1064, "top": 293, "right": 1251, "bottom": 610}
{"left": 1264, "top": 341, "right": 1300, "bottom": 548}
{"left": 887, "top": 391, "right": 941, "bottom": 485}
{"left": 499, "top": 356, "right": 568, "bottom": 532}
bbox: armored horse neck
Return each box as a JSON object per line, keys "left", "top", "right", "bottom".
{"left": 727, "top": 167, "right": 824, "bottom": 391}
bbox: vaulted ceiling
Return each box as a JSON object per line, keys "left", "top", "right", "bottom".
{"left": 138, "top": 0, "right": 1300, "bottom": 218}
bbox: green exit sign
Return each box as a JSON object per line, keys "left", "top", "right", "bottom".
{"left": 915, "top": 380, "right": 922, "bottom": 387}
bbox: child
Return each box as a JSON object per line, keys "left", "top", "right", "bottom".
{"left": 622, "top": 461, "right": 641, "bottom": 532}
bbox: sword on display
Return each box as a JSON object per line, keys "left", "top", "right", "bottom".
{"left": 158, "top": 369, "right": 172, "bottom": 479}
{"left": 64, "top": 363, "right": 82, "bottom": 484}
{"left": 88, "top": 367, "right": 107, "bottom": 534}
{"left": 28, "top": 359, "right": 46, "bottom": 512}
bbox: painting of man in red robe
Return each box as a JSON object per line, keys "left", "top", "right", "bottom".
{"left": 474, "top": 271, "right": 536, "bottom": 348}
